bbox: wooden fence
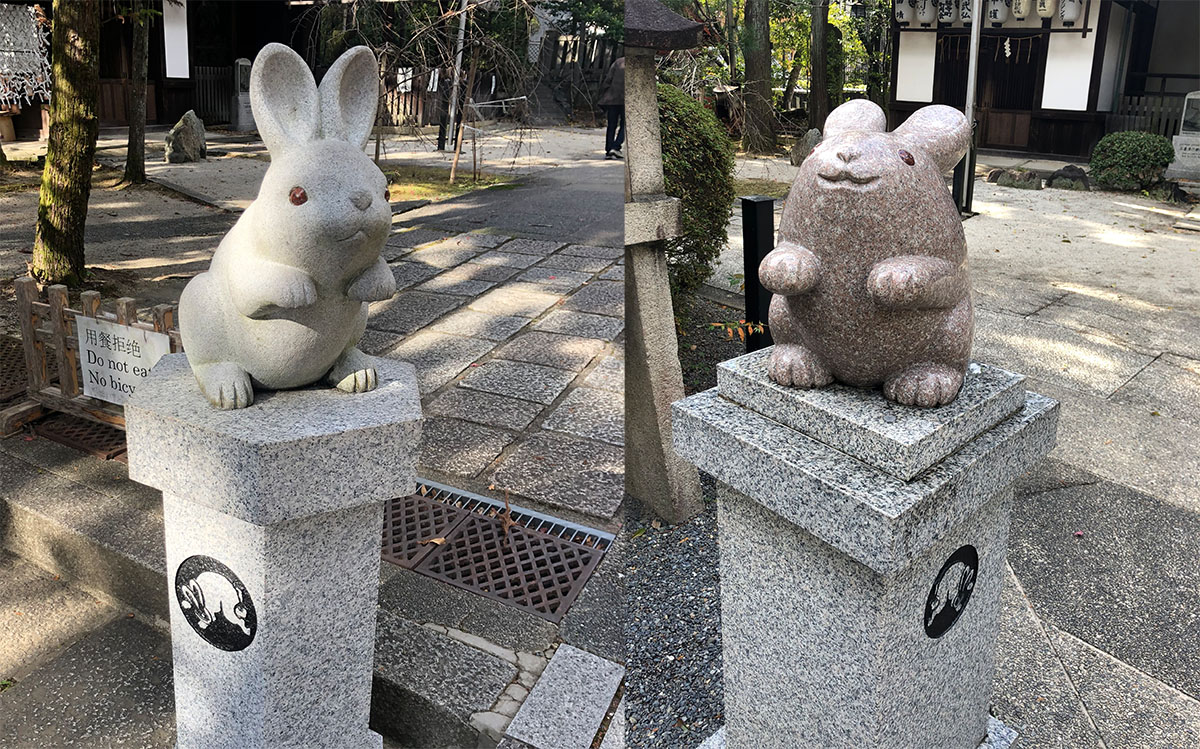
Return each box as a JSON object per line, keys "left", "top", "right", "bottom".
{"left": 1105, "top": 94, "right": 1187, "bottom": 139}
{"left": 13, "top": 277, "right": 181, "bottom": 430}
{"left": 380, "top": 68, "right": 446, "bottom": 128}
{"left": 194, "top": 65, "right": 233, "bottom": 125}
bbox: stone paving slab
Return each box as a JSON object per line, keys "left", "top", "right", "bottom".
{"left": 407, "top": 245, "right": 483, "bottom": 269}
{"left": 584, "top": 356, "right": 625, "bottom": 393}
{"left": 560, "top": 244, "right": 624, "bottom": 259}
{"left": 426, "top": 387, "right": 544, "bottom": 432}
{"left": 562, "top": 281, "right": 623, "bottom": 317}
{"left": 491, "top": 432, "right": 624, "bottom": 519}
{"left": 0, "top": 550, "right": 117, "bottom": 679}
{"left": 474, "top": 250, "right": 545, "bottom": 269}
{"left": 429, "top": 308, "right": 532, "bottom": 342}
{"left": 543, "top": 387, "right": 624, "bottom": 446}
{"left": 496, "top": 238, "right": 568, "bottom": 256}
{"left": 505, "top": 644, "right": 625, "bottom": 749}
{"left": 390, "top": 260, "right": 443, "bottom": 290}
{"left": 419, "top": 417, "right": 516, "bottom": 478}
{"left": 459, "top": 360, "right": 578, "bottom": 405}
{"left": 496, "top": 331, "right": 607, "bottom": 372}
{"left": 534, "top": 310, "right": 624, "bottom": 341}
{"left": 469, "top": 286, "right": 563, "bottom": 318}
{"left": 370, "top": 290, "right": 465, "bottom": 334}
{"left": 383, "top": 331, "right": 494, "bottom": 395}
{"left": 1109, "top": 353, "right": 1200, "bottom": 424}
{"left": 1046, "top": 626, "right": 1200, "bottom": 748}
{"left": 537, "top": 254, "right": 614, "bottom": 273}
{"left": 516, "top": 267, "right": 595, "bottom": 294}
{"left": 0, "top": 616, "right": 176, "bottom": 748}
{"left": 421, "top": 233, "right": 510, "bottom": 252}
{"left": 386, "top": 227, "right": 457, "bottom": 251}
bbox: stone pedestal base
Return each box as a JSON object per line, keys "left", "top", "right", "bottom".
{"left": 164, "top": 496, "right": 385, "bottom": 748}
{"left": 698, "top": 717, "right": 1019, "bottom": 749}
{"left": 673, "top": 349, "right": 1058, "bottom": 749}
{"left": 127, "top": 354, "right": 421, "bottom": 749}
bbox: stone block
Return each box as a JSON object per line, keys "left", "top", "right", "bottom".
{"left": 496, "top": 331, "right": 606, "bottom": 371}
{"left": 469, "top": 286, "right": 562, "bottom": 318}
{"left": 563, "top": 280, "right": 623, "bottom": 317}
{"left": 388, "top": 260, "right": 442, "bottom": 290}
{"left": 491, "top": 432, "right": 624, "bottom": 520}
{"left": 419, "top": 417, "right": 515, "bottom": 478}
{"left": 164, "top": 495, "right": 386, "bottom": 748}
{"left": 426, "top": 387, "right": 544, "bottom": 431}
{"left": 559, "top": 244, "right": 625, "bottom": 260}
{"left": 429, "top": 308, "right": 531, "bottom": 341}
{"left": 496, "top": 238, "right": 567, "bottom": 256}
{"left": 717, "top": 349, "right": 1027, "bottom": 480}
{"left": 537, "top": 254, "right": 613, "bottom": 273}
{"left": 543, "top": 387, "right": 624, "bottom": 446}
{"left": 125, "top": 355, "right": 422, "bottom": 525}
{"left": 516, "top": 267, "right": 594, "bottom": 294}
{"left": 473, "top": 251, "right": 544, "bottom": 269}
{"left": 369, "top": 290, "right": 464, "bottom": 334}
{"left": 584, "top": 356, "right": 625, "bottom": 393}
{"left": 381, "top": 331, "right": 494, "bottom": 395}
{"left": 504, "top": 644, "right": 625, "bottom": 749}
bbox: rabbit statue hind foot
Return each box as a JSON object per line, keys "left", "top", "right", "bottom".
{"left": 761, "top": 99, "right": 975, "bottom": 409}
{"left": 191, "top": 347, "right": 380, "bottom": 411}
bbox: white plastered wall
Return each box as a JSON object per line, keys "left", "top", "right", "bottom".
{"left": 163, "top": 0, "right": 189, "bottom": 79}
{"left": 1041, "top": 0, "right": 1103, "bottom": 110}
{"left": 896, "top": 32, "right": 937, "bottom": 102}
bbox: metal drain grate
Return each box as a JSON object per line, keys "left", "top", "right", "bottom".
{"left": 0, "top": 336, "right": 28, "bottom": 402}
{"left": 382, "top": 481, "right": 615, "bottom": 623}
{"left": 415, "top": 513, "right": 606, "bottom": 623}
{"left": 34, "top": 413, "right": 127, "bottom": 460}
{"left": 381, "top": 493, "right": 469, "bottom": 569}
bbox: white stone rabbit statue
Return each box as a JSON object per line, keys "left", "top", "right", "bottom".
{"left": 179, "top": 43, "right": 395, "bottom": 409}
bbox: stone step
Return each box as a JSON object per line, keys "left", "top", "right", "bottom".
{"left": 503, "top": 644, "right": 625, "bottom": 749}
{"left": 0, "top": 436, "right": 622, "bottom": 748}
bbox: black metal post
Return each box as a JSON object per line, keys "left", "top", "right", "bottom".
{"left": 953, "top": 120, "right": 979, "bottom": 216}
{"left": 437, "top": 122, "right": 447, "bottom": 151}
{"left": 741, "top": 195, "right": 776, "bottom": 353}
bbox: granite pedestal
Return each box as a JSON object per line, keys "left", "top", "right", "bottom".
{"left": 672, "top": 348, "right": 1059, "bottom": 749}
{"left": 125, "top": 354, "right": 422, "bottom": 749}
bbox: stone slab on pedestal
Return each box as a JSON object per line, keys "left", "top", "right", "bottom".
{"left": 672, "top": 349, "right": 1058, "bottom": 748}
{"left": 718, "top": 350, "right": 1027, "bottom": 480}
{"left": 126, "top": 354, "right": 422, "bottom": 524}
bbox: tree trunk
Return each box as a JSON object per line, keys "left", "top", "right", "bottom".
{"left": 32, "top": 0, "right": 100, "bottom": 286}
{"left": 809, "top": 0, "right": 830, "bottom": 131}
{"left": 124, "top": 0, "right": 148, "bottom": 184}
{"left": 741, "top": 0, "right": 776, "bottom": 154}
{"left": 726, "top": 0, "right": 738, "bottom": 85}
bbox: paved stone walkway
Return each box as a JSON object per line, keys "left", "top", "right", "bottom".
{"left": 367, "top": 227, "right": 625, "bottom": 525}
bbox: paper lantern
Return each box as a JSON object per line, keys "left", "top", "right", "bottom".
{"left": 1011, "top": 0, "right": 1032, "bottom": 20}
{"left": 916, "top": 0, "right": 939, "bottom": 27}
{"left": 938, "top": 0, "right": 959, "bottom": 25}
{"left": 1059, "top": 0, "right": 1083, "bottom": 26}
{"left": 987, "top": 0, "right": 1011, "bottom": 26}
{"left": 895, "top": 0, "right": 915, "bottom": 26}
{"left": 959, "top": 0, "right": 973, "bottom": 25}
{"left": 1036, "top": 0, "right": 1057, "bottom": 21}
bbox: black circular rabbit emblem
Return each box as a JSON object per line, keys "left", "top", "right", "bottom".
{"left": 175, "top": 555, "right": 257, "bottom": 651}
{"left": 924, "top": 545, "right": 979, "bottom": 639}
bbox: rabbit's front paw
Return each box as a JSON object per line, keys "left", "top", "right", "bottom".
{"left": 868, "top": 264, "right": 922, "bottom": 307}
{"left": 768, "top": 344, "right": 833, "bottom": 388}
{"left": 327, "top": 348, "right": 379, "bottom": 393}
{"left": 194, "top": 362, "right": 255, "bottom": 409}
{"left": 276, "top": 272, "right": 318, "bottom": 309}
{"left": 884, "top": 363, "right": 963, "bottom": 408}
{"left": 760, "top": 243, "right": 820, "bottom": 296}
{"left": 347, "top": 258, "right": 396, "bottom": 302}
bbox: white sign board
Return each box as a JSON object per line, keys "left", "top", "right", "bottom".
{"left": 75, "top": 316, "right": 171, "bottom": 405}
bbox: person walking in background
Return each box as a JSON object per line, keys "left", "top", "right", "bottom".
{"left": 599, "top": 56, "right": 625, "bottom": 160}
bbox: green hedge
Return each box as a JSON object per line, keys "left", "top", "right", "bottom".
{"left": 659, "top": 83, "right": 736, "bottom": 303}
{"left": 1089, "top": 131, "right": 1175, "bottom": 191}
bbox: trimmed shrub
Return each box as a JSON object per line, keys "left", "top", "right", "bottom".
{"left": 658, "top": 83, "right": 736, "bottom": 303}
{"left": 1089, "top": 131, "right": 1175, "bottom": 191}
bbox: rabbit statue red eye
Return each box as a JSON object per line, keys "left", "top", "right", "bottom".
{"left": 899, "top": 149, "right": 915, "bottom": 165}
{"left": 289, "top": 186, "right": 308, "bottom": 205}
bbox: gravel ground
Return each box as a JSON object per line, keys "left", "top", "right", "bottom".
{"left": 677, "top": 296, "right": 746, "bottom": 396}
{"left": 624, "top": 480, "right": 723, "bottom": 749}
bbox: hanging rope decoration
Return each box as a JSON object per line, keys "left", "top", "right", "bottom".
{"left": 0, "top": 4, "right": 51, "bottom": 110}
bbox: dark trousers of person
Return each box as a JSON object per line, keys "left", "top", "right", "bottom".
{"left": 605, "top": 106, "right": 625, "bottom": 153}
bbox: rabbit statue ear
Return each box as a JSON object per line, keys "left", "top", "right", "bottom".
{"left": 823, "top": 99, "right": 888, "bottom": 138}
{"left": 318, "top": 46, "right": 379, "bottom": 149}
{"left": 250, "top": 43, "right": 319, "bottom": 154}
{"left": 895, "top": 105, "right": 971, "bottom": 173}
